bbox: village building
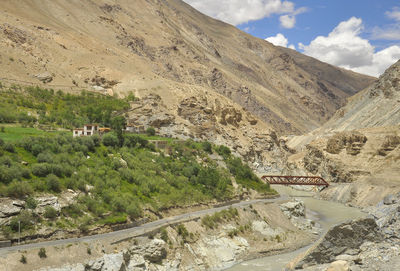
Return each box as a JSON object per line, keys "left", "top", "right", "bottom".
{"left": 73, "top": 124, "right": 110, "bottom": 137}
{"left": 125, "top": 124, "right": 146, "bottom": 134}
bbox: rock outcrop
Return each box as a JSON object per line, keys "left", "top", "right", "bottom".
{"left": 64, "top": 239, "right": 168, "bottom": 271}
{"left": 297, "top": 193, "right": 400, "bottom": 271}
{"left": 325, "top": 132, "right": 367, "bottom": 155}
{"left": 0, "top": 198, "right": 24, "bottom": 225}
{"left": 296, "top": 218, "right": 382, "bottom": 268}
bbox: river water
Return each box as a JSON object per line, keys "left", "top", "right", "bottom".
{"left": 225, "top": 186, "right": 366, "bottom": 271}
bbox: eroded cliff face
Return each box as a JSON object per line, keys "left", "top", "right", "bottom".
{"left": 125, "top": 93, "right": 294, "bottom": 174}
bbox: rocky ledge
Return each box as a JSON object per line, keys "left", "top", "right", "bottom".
{"left": 294, "top": 192, "right": 400, "bottom": 271}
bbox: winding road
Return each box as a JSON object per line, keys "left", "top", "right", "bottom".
{"left": 0, "top": 195, "right": 288, "bottom": 255}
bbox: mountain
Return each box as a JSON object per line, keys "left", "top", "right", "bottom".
{"left": 287, "top": 60, "right": 400, "bottom": 207}
{"left": 0, "top": 0, "right": 374, "bottom": 136}
{"left": 319, "top": 60, "right": 400, "bottom": 131}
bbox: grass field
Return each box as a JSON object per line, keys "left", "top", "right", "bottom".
{"left": 0, "top": 125, "right": 66, "bottom": 142}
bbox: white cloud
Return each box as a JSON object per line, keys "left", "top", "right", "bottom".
{"left": 352, "top": 46, "right": 400, "bottom": 77}
{"left": 372, "top": 7, "right": 400, "bottom": 40}
{"left": 265, "top": 33, "right": 289, "bottom": 47}
{"left": 279, "top": 7, "right": 307, "bottom": 29}
{"left": 371, "top": 25, "right": 400, "bottom": 40}
{"left": 265, "top": 33, "right": 296, "bottom": 49}
{"left": 386, "top": 7, "right": 400, "bottom": 21}
{"left": 183, "top": 0, "right": 295, "bottom": 25}
{"left": 299, "top": 17, "right": 400, "bottom": 77}
{"left": 280, "top": 15, "right": 295, "bottom": 28}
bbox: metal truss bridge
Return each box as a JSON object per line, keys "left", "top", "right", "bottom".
{"left": 261, "top": 175, "right": 329, "bottom": 187}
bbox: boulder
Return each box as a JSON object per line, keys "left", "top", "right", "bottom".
{"left": 252, "top": 220, "right": 284, "bottom": 237}
{"left": 129, "top": 239, "right": 167, "bottom": 263}
{"left": 86, "top": 258, "right": 105, "bottom": 271}
{"left": 326, "top": 260, "right": 349, "bottom": 271}
{"left": 35, "top": 72, "right": 53, "bottom": 83}
{"left": 280, "top": 199, "right": 306, "bottom": 218}
{"left": 102, "top": 253, "right": 125, "bottom": 271}
{"left": 296, "top": 218, "right": 382, "bottom": 268}
{"left": 126, "top": 254, "right": 146, "bottom": 269}
{"left": 0, "top": 198, "right": 24, "bottom": 218}
{"left": 35, "top": 196, "right": 61, "bottom": 214}
{"left": 383, "top": 194, "right": 397, "bottom": 205}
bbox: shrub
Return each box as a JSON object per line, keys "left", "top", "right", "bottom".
{"left": 0, "top": 137, "right": 4, "bottom": 146}
{"left": 20, "top": 254, "right": 27, "bottom": 264}
{"left": 38, "top": 248, "right": 46, "bottom": 258}
{"left": 111, "top": 197, "right": 128, "bottom": 213}
{"left": 3, "top": 143, "right": 15, "bottom": 153}
{"left": 31, "top": 144, "right": 45, "bottom": 156}
{"left": 0, "top": 127, "right": 5, "bottom": 133}
{"left": 62, "top": 204, "right": 84, "bottom": 218}
{"left": 176, "top": 224, "right": 189, "bottom": 243}
{"left": 9, "top": 211, "right": 36, "bottom": 232}
{"left": 37, "top": 152, "right": 54, "bottom": 163}
{"left": 6, "top": 180, "right": 33, "bottom": 198}
{"left": 31, "top": 163, "right": 52, "bottom": 177}
{"left": 228, "top": 228, "right": 239, "bottom": 238}
{"left": 46, "top": 174, "right": 61, "bottom": 193}
{"left": 146, "top": 127, "right": 156, "bottom": 136}
{"left": 127, "top": 202, "right": 142, "bottom": 220}
{"left": 123, "top": 134, "right": 138, "bottom": 148}
{"left": 160, "top": 227, "right": 169, "bottom": 243}
{"left": 201, "top": 141, "right": 212, "bottom": 154}
{"left": 102, "top": 133, "right": 118, "bottom": 147}
{"left": 215, "top": 145, "right": 231, "bottom": 157}
{"left": 26, "top": 197, "right": 38, "bottom": 209}
{"left": 201, "top": 208, "right": 239, "bottom": 229}
{"left": 44, "top": 207, "right": 58, "bottom": 219}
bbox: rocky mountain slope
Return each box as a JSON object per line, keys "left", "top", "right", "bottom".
{"left": 0, "top": 0, "right": 374, "bottom": 136}
{"left": 287, "top": 59, "right": 400, "bottom": 207}
{"left": 320, "top": 60, "right": 400, "bottom": 132}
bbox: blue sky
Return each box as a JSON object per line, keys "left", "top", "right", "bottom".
{"left": 184, "top": 0, "right": 400, "bottom": 77}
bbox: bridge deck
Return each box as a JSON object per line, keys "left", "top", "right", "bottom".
{"left": 261, "top": 175, "right": 329, "bottom": 187}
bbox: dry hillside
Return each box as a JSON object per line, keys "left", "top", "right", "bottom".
{"left": 288, "top": 61, "right": 400, "bottom": 206}
{"left": 0, "top": 0, "right": 374, "bottom": 136}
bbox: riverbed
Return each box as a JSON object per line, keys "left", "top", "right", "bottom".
{"left": 225, "top": 186, "right": 366, "bottom": 271}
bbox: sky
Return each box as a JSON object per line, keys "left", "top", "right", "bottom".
{"left": 183, "top": 0, "right": 400, "bottom": 77}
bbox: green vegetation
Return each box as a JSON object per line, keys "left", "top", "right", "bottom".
{"left": 225, "top": 156, "right": 272, "bottom": 193}
{"left": 38, "top": 248, "right": 47, "bottom": 259}
{"left": 0, "top": 84, "right": 275, "bottom": 236}
{"left": 201, "top": 208, "right": 239, "bottom": 229}
{"left": 0, "top": 85, "right": 130, "bottom": 129}
{"left": 146, "top": 127, "right": 156, "bottom": 136}
{"left": 160, "top": 227, "right": 169, "bottom": 243}
{"left": 20, "top": 254, "right": 27, "bottom": 264}
{"left": 0, "top": 126, "right": 64, "bottom": 143}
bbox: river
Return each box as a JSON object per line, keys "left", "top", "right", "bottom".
{"left": 225, "top": 185, "right": 366, "bottom": 271}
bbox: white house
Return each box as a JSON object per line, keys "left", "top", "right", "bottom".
{"left": 73, "top": 124, "right": 99, "bottom": 137}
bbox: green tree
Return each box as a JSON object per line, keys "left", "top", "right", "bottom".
{"left": 111, "top": 116, "right": 126, "bottom": 146}
{"left": 102, "top": 133, "right": 119, "bottom": 147}
{"left": 44, "top": 206, "right": 58, "bottom": 219}
{"left": 46, "top": 174, "right": 61, "bottom": 193}
{"left": 146, "top": 127, "right": 156, "bottom": 136}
